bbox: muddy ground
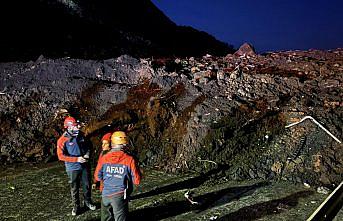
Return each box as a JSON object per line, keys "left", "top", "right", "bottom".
{"left": 0, "top": 162, "right": 341, "bottom": 221}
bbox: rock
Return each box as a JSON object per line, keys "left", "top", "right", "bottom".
{"left": 271, "top": 161, "right": 283, "bottom": 174}
{"left": 234, "top": 43, "right": 257, "bottom": 57}
{"left": 303, "top": 182, "right": 311, "bottom": 188}
{"left": 317, "top": 186, "right": 331, "bottom": 195}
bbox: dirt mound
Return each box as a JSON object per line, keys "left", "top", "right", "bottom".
{"left": 0, "top": 49, "right": 342, "bottom": 186}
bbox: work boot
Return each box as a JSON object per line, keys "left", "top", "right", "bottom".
{"left": 84, "top": 201, "right": 96, "bottom": 210}
{"left": 71, "top": 205, "right": 80, "bottom": 216}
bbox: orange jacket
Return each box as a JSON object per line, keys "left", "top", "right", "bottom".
{"left": 93, "top": 151, "right": 106, "bottom": 191}
{"left": 94, "top": 149, "right": 141, "bottom": 196}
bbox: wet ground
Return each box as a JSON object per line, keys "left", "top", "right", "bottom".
{"left": 0, "top": 162, "right": 342, "bottom": 221}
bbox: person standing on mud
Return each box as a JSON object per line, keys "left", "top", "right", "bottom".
{"left": 94, "top": 131, "right": 141, "bottom": 221}
{"left": 57, "top": 116, "right": 96, "bottom": 216}
{"left": 92, "top": 132, "right": 115, "bottom": 220}
{"left": 92, "top": 124, "right": 136, "bottom": 190}
{"left": 92, "top": 132, "right": 112, "bottom": 191}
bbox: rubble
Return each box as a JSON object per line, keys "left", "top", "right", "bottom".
{"left": 0, "top": 48, "right": 342, "bottom": 186}
{"left": 316, "top": 186, "right": 331, "bottom": 195}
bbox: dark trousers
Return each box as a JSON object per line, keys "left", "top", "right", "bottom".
{"left": 102, "top": 194, "right": 128, "bottom": 221}
{"left": 66, "top": 168, "right": 91, "bottom": 207}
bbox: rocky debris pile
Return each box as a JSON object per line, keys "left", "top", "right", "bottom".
{"left": 0, "top": 55, "right": 152, "bottom": 163}
{"left": 0, "top": 47, "right": 342, "bottom": 186}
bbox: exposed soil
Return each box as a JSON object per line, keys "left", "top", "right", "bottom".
{"left": 0, "top": 2, "right": 341, "bottom": 220}
{"left": 0, "top": 49, "right": 342, "bottom": 187}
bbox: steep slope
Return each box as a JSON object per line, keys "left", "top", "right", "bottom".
{"left": 0, "top": 0, "right": 232, "bottom": 61}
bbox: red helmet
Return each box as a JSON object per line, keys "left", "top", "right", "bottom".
{"left": 64, "top": 116, "right": 77, "bottom": 128}
{"left": 101, "top": 133, "right": 112, "bottom": 142}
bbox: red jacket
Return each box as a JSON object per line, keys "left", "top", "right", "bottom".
{"left": 57, "top": 132, "right": 89, "bottom": 171}
{"left": 93, "top": 151, "right": 106, "bottom": 192}
{"left": 94, "top": 149, "right": 141, "bottom": 196}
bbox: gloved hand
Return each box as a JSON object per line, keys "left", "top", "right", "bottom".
{"left": 83, "top": 154, "right": 89, "bottom": 159}
{"left": 77, "top": 156, "right": 87, "bottom": 163}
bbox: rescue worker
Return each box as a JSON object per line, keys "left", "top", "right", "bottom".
{"left": 94, "top": 131, "right": 141, "bottom": 221}
{"left": 57, "top": 116, "right": 96, "bottom": 216}
{"left": 92, "top": 132, "right": 113, "bottom": 219}
{"left": 92, "top": 132, "right": 112, "bottom": 191}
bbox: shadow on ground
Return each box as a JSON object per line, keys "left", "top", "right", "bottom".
{"left": 131, "top": 165, "right": 230, "bottom": 200}
{"left": 129, "top": 181, "right": 269, "bottom": 220}
{"left": 217, "top": 190, "right": 314, "bottom": 221}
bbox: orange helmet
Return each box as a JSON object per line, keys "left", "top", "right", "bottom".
{"left": 111, "top": 131, "right": 128, "bottom": 145}
{"left": 101, "top": 133, "right": 112, "bottom": 142}
{"left": 64, "top": 116, "right": 77, "bottom": 128}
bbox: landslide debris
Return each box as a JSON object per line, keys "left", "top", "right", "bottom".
{"left": 0, "top": 48, "right": 342, "bottom": 186}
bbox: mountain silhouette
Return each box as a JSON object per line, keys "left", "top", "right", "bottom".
{"left": 0, "top": 0, "right": 233, "bottom": 61}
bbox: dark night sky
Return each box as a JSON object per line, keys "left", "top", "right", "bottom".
{"left": 151, "top": 0, "right": 343, "bottom": 52}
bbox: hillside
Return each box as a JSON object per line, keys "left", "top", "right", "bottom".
{"left": 0, "top": 0, "right": 232, "bottom": 61}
